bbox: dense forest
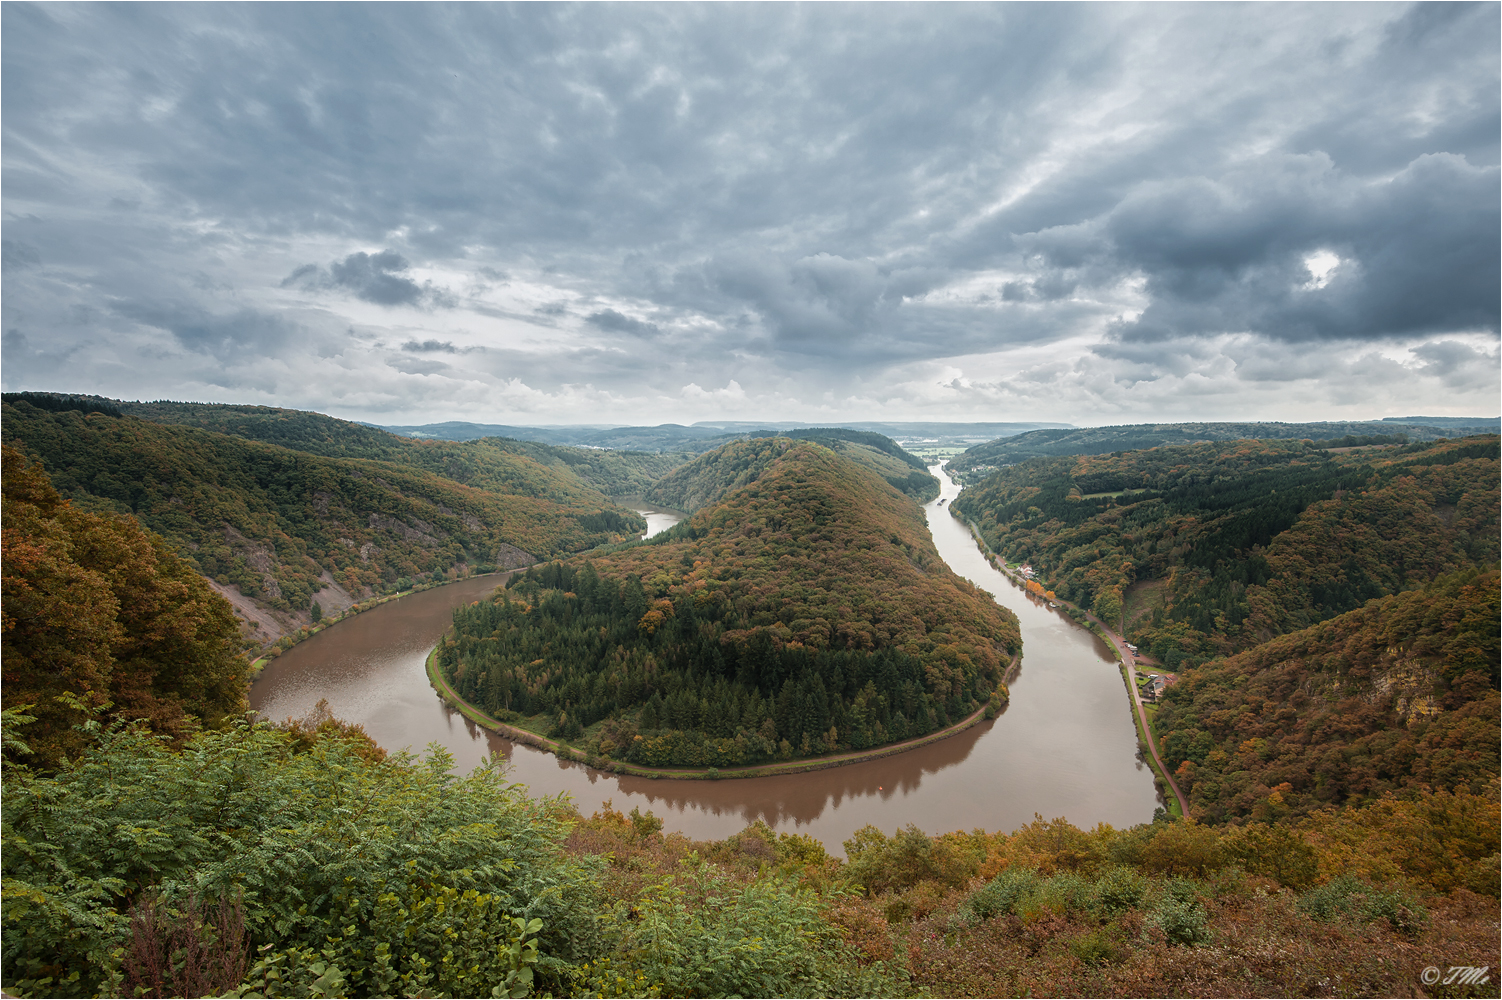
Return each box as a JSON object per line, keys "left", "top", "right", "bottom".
{"left": 440, "top": 438, "right": 1019, "bottom": 767}
{"left": 2, "top": 400, "right": 646, "bottom": 643}
{"left": 953, "top": 433, "right": 1500, "bottom": 833}
{"left": 1154, "top": 567, "right": 1499, "bottom": 825}
{"left": 947, "top": 418, "right": 1498, "bottom": 482}
{"left": 952, "top": 435, "right": 1498, "bottom": 665}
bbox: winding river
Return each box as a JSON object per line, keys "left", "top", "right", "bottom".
{"left": 250, "top": 465, "right": 1158, "bottom": 852}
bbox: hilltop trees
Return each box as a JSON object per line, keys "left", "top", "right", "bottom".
{"left": 441, "top": 439, "right": 1020, "bottom": 766}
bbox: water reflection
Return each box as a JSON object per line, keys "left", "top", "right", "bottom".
{"left": 251, "top": 463, "right": 1157, "bottom": 853}
{"left": 629, "top": 504, "right": 685, "bottom": 539}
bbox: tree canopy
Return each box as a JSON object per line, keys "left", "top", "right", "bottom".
{"left": 1, "top": 444, "right": 248, "bottom": 768}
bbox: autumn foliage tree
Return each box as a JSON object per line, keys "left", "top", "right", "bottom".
{"left": 1, "top": 444, "right": 248, "bottom": 767}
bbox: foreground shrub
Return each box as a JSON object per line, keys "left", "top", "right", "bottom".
{"left": 1296, "top": 874, "right": 1430, "bottom": 936}
{"left": 1, "top": 720, "right": 600, "bottom": 997}
{"left": 582, "top": 858, "right": 902, "bottom": 998}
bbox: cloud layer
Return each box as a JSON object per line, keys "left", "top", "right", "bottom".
{"left": 3, "top": 3, "right": 1496, "bottom": 423}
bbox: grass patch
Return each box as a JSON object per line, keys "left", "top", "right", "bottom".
{"left": 1122, "top": 578, "right": 1167, "bottom": 635}
{"left": 1078, "top": 488, "right": 1148, "bottom": 500}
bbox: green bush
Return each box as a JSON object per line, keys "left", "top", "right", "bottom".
{"left": 1146, "top": 881, "right": 1211, "bottom": 947}
{"left": 1095, "top": 866, "right": 1148, "bottom": 916}
{"left": 1, "top": 720, "right": 601, "bottom": 997}
{"left": 1070, "top": 926, "right": 1127, "bottom": 966}
{"left": 588, "top": 859, "right": 900, "bottom": 998}
{"left": 957, "top": 867, "right": 1040, "bottom": 925}
{"left": 1297, "top": 875, "right": 1429, "bottom": 936}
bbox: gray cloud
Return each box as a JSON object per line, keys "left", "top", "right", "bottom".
{"left": 112, "top": 300, "right": 297, "bottom": 360}
{"left": 283, "top": 250, "right": 449, "bottom": 307}
{"left": 2, "top": 240, "right": 40, "bottom": 272}
{"left": 587, "top": 309, "right": 660, "bottom": 338}
{"left": 401, "top": 338, "right": 460, "bottom": 354}
{"left": 2, "top": 3, "right": 1496, "bottom": 423}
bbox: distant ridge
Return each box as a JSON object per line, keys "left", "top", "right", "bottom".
{"left": 948, "top": 418, "right": 1501, "bottom": 481}
{"left": 377, "top": 419, "right": 1072, "bottom": 452}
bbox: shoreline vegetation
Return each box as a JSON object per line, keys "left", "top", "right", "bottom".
{"left": 426, "top": 643, "right": 1017, "bottom": 780}
{"left": 953, "top": 509, "right": 1185, "bottom": 814}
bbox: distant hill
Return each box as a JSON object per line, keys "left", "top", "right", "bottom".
{"left": 775, "top": 428, "right": 940, "bottom": 503}
{"left": 382, "top": 420, "right": 742, "bottom": 454}
{"left": 2, "top": 400, "right": 648, "bottom": 646}
{"left": 644, "top": 431, "right": 936, "bottom": 511}
{"left": 2, "top": 394, "right": 685, "bottom": 499}
{"left": 440, "top": 437, "right": 1020, "bottom": 767}
{"left": 1382, "top": 415, "right": 1502, "bottom": 429}
{"left": 947, "top": 419, "right": 1500, "bottom": 482}
{"left": 698, "top": 420, "right": 1070, "bottom": 440}
{"left": 380, "top": 419, "right": 1073, "bottom": 453}
{"left": 646, "top": 431, "right": 937, "bottom": 511}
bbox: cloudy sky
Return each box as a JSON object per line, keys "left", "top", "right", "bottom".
{"left": 3, "top": 3, "right": 1497, "bottom": 426}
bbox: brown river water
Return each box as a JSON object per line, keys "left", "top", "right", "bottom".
{"left": 250, "top": 465, "right": 1159, "bottom": 852}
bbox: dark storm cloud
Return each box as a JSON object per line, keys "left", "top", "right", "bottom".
{"left": 2, "top": 2, "right": 1497, "bottom": 420}
{"left": 1072, "top": 151, "right": 1500, "bottom": 345}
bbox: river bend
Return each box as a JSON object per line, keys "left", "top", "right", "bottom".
{"left": 250, "top": 466, "right": 1158, "bottom": 851}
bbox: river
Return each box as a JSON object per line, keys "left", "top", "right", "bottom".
{"left": 250, "top": 465, "right": 1158, "bottom": 851}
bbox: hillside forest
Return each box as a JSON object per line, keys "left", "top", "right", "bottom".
{"left": 439, "top": 438, "right": 1018, "bottom": 767}
{"left": 1, "top": 398, "right": 651, "bottom": 646}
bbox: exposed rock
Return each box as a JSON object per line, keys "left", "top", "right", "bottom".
{"left": 493, "top": 543, "right": 533, "bottom": 570}
{"left": 367, "top": 513, "right": 443, "bottom": 547}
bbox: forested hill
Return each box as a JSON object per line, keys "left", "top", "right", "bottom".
{"left": 1156, "top": 566, "right": 1498, "bottom": 825}
{"left": 772, "top": 428, "right": 940, "bottom": 502}
{"left": 2, "top": 393, "right": 686, "bottom": 499}
{"left": 952, "top": 435, "right": 1498, "bottom": 666}
{"left": 440, "top": 438, "right": 1020, "bottom": 768}
{"left": 646, "top": 431, "right": 937, "bottom": 511}
{"left": 947, "top": 418, "right": 1499, "bottom": 482}
{"left": 2, "top": 400, "right": 647, "bottom": 644}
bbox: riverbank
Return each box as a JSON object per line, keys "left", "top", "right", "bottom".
{"left": 950, "top": 510, "right": 1187, "bottom": 817}
{"left": 247, "top": 572, "right": 506, "bottom": 682}
{"left": 425, "top": 645, "right": 1014, "bottom": 780}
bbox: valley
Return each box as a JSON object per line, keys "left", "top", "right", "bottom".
{"left": 3, "top": 398, "right": 1496, "bottom": 999}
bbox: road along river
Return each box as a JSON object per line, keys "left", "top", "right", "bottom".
{"left": 250, "top": 465, "right": 1158, "bottom": 852}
